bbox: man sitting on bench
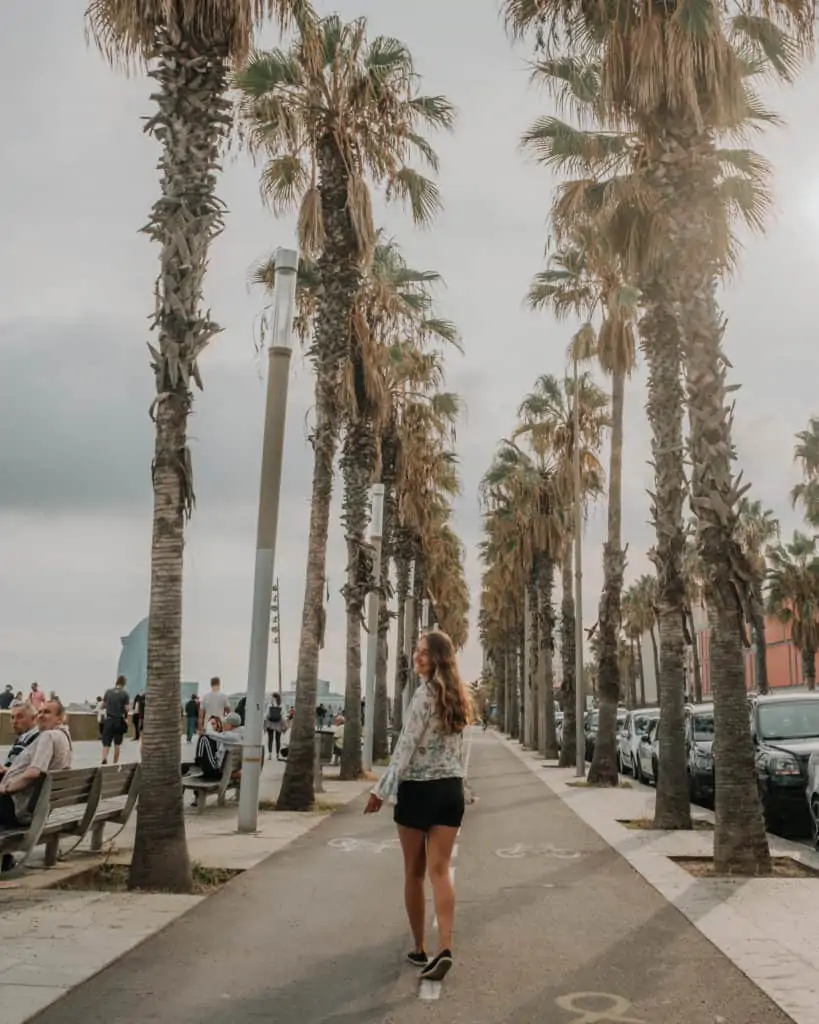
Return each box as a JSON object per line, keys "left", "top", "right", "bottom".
{"left": 0, "top": 700, "right": 72, "bottom": 872}
{"left": 188, "top": 713, "right": 244, "bottom": 781}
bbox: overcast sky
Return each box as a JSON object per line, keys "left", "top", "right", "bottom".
{"left": 2, "top": 1, "right": 818, "bottom": 703}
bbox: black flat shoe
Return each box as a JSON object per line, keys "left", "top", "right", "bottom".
{"left": 407, "top": 950, "right": 428, "bottom": 967}
{"left": 420, "top": 949, "right": 453, "bottom": 981}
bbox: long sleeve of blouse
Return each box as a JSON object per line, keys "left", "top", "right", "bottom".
{"left": 373, "top": 686, "right": 432, "bottom": 803}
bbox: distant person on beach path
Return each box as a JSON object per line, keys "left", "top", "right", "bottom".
{"left": 364, "top": 630, "right": 471, "bottom": 984}
{"left": 101, "top": 676, "right": 131, "bottom": 765}
{"left": 198, "top": 678, "right": 231, "bottom": 735}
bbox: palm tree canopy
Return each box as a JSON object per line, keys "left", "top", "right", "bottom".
{"left": 766, "top": 531, "right": 819, "bottom": 654}
{"left": 235, "top": 15, "right": 455, "bottom": 259}
{"left": 86, "top": 0, "right": 314, "bottom": 65}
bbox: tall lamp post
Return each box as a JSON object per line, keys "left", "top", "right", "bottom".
{"left": 362, "top": 484, "right": 385, "bottom": 772}
{"left": 271, "top": 579, "right": 283, "bottom": 693}
{"left": 573, "top": 355, "right": 585, "bottom": 778}
{"left": 238, "top": 247, "right": 298, "bottom": 834}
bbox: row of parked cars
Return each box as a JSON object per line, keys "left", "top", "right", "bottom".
{"left": 613, "top": 691, "right": 819, "bottom": 841}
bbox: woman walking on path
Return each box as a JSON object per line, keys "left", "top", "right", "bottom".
{"left": 365, "top": 630, "right": 471, "bottom": 982}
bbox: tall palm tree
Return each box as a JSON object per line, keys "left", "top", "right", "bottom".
{"left": 682, "top": 537, "right": 705, "bottom": 703}
{"left": 621, "top": 586, "right": 646, "bottom": 705}
{"left": 737, "top": 498, "right": 780, "bottom": 693}
{"left": 517, "top": 372, "right": 607, "bottom": 766}
{"left": 767, "top": 532, "right": 819, "bottom": 691}
{"left": 85, "top": 0, "right": 311, "bottom": 892}
{"left": 792, "top": 418, "right": 819, "bottom": 527}
{"left": 236, "top": 15, "right": 454, "bottom": 810}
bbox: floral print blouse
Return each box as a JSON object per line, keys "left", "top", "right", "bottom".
{"left": 373, "top": 682, "right": 465, "bottom": 803}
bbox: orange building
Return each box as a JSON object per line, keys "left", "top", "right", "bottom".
{"left": 696, "top": 612, "right": 818, "bottom": 696}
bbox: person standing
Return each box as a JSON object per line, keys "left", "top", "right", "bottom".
{"left": 28, "top": 682, "right": 45, "bottom": 711}
{"left": 198, "top": 677, "right": 231, "bottom": 735}
{"left": 132, "top": 692, "right": 145, "bottom": 741}
{"left": 265, "top": 693, "right": 285, "bottom": 760}
{"left": 0, "top": 685, "right": 13, "bottom": 710}
{"left": 184, "top": 694, "right": 199, "bottom": 743}
{"left": 101, "top": 676, "right": 131, "bottom": 765}
{"left": 365, "top": 630, "right": 471, "bottom": 983}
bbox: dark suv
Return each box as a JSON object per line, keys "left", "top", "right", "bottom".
{"left": 684, "top": 702, "right": 715, "bottom": 803}
{"left": 749, "top": 692, "right": 819, "bottom": 833}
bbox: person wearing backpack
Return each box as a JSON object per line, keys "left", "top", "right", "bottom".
{"left": 265, "top": 693, "right": 285, "bottom": 760}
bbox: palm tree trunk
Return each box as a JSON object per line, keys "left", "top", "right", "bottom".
{"left": 129, "top": 32, "right": 231, "bottom": 890}
{"left": 683, "top": 280, "right": 769, "bottom": 872}
{"left": 641, "top": 287, "right": 691, "bottom": 829}
{"left": 688, "top": 609, "right": 703, "bottom": 703}
{"left": 636, "top": 640, "right": 646, "bottom": 705}
{"left": 495, "top": 648, "right": 507, "bottom": 732}
{"left": 803, "top": 648, "right": 816, "bottom": 691}
{"left": 278, "top": 143, "right": 360, "bottom": 811}
{"left": 559, "top": 550, "right": 577, "bottom": 768}
{"left": 526, "top": 577, "right": 538, "bottom": 749}
{"left": 589, "top": 368, "right": 626, "bottom": 786}
{"left": 340, "top": 418, "right": 375, "bottom": 781}
{"left": 649, "top": 626, "right": 661, "bottom": 696}
{"left": 504, "top": 642, "right": 514, "bottom": 735}
{"left": 750, "top": 585, "right": 769, "bottom": 694}
{"left": 373, "top": 613, "right": 390, "bottom": 761}
{"left": 373, "top": 444, "right": 398, "bottom": 761}
{"left": 392, "top": 552, "right": 409, "bottom": 733}
{"left": 537, "top": 558, "right": 558, "bottom": 758}
{"left": 130, "top": 399, "right": 193, "bottom": 893}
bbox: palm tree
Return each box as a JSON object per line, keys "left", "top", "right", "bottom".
{"left": 85, "top": 0, "right": 311, "bottom": 892}
{"left": 767, "top": 532, "right": 819, "bottom": 691}
{"left": 236, "top": 15, "right": 454, "bottom": 809}
{"left": 682, "top": 537, "right": 705, "bottom": 703}
{"left": 517, "top": 372, "right": 607, "bottom": 766}
{"left": 737, "top": 499, "right": 780, "bottom": 693}
{"left": 792, "top": 418, "right": 819, "bottom": 527}
{"left": 621, "top": 586, "right": 646, "bottom": 705}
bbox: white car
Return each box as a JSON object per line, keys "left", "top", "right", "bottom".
{"left": 618, "top": 707, "right": 660, "bottom": 777}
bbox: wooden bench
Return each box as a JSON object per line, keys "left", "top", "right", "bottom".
{"left": 0, "top": 763, "right": 140, "bottom": 875}
{"left": 182, "top": 748, "right": 242, "bottom": 813}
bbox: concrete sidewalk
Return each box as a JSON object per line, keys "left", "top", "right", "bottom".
{"left": 23, "top": 730, "right": 798, "bottom": 1024}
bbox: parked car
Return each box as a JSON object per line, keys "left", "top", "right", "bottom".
{"left": 750, "top": 691, "right": 819, "bottom": 833}
{"left": 684, "top": 702, "right": 715, "bottom": 803}
{"left": 617, "top": 707, "right": 660, "bottom": 776}
{"left": 585, "top": 707, "right": 627, "bottom": 762}
{"left": 807, "top": 752, "right": 819, "bottom": 848}
{"left": 635, "top": 717, "right": 660, "bottom": 785}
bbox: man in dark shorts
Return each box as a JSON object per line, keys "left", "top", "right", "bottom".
{"left": 101, "top": 675, "right": 131, "bottom": 765}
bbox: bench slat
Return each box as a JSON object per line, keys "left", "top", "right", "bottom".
{"left": 99, "top": 765, "right": 139, "bottom": 799}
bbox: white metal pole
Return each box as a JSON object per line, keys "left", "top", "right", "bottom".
{"left": 421, "top": 598, "right": 431, "bottom": 630}
{"left": 573, "top": 356, "right": 585, "bottom": 778}
{"left": 362, "top": 485, "right": 385, "bottom": 771}
{"left": 402, "top": 560, "right": 416, "bottom": 719}
{"left": 238, "top": 248, "right": 298, "bottom": 833}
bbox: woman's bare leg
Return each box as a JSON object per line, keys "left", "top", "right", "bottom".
{"left": 426, "top": 825, "right": 458, "bottom": 952}
{"left": 397, "top": 825, "right": 427, "bottom": 952}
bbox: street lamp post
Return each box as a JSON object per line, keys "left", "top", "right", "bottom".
{"left": 402, "top": 560, "right": 416, "bottom": 721}
{"left": 362, "top": 484, "right": 385, "bottom": 772}
{"left": 573, "top": 355, "right": 585, "bottom": 778}
{"left": 421, "top": 598, "right": 431, "bottom": 631}
{"left": 271, "top": 579, "right": 283, "bottom": 693}
{"left": 238, "top": 247, "right": 298, "bottom": 834}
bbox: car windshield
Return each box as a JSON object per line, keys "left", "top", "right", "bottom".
{"left": 633, "top": 712, "right": 658, "bottom": 734}
{"left": 757, "top": 701, "right": 819, "bottom": 741}
{"left": 692, "top": 714, "right": 714, "bottom": 742}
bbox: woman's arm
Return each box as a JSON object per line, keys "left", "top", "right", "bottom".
{"left": 372, "top": 687, "right": 431, "bottom": 802}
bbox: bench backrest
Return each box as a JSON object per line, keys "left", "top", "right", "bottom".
{"left": 99, "top": 763, "right": 139, "bottom": 800}
{"left": 48, "top": 768, "right": 99, "bottom": 809}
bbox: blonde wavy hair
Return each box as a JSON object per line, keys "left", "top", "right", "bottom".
{"left": 424, "top": 630, "right": 472, "bottom": 735}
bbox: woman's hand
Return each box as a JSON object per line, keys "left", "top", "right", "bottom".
{"left": 364, "top": 794, "right": 383, "bottom": 814}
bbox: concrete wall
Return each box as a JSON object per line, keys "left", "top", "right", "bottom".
{"left": 0, "top": 712, "right": 184, "bottom": 746}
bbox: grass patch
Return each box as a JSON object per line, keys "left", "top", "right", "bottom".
{"left": 50, "top": 861, "right": 241, "bottom": 895}
{"left": 671, "top": 855, "right": 819, "bottom": 879}
{"left": 619, "top": 817, "right": 714, "bottom": 831}
{"left": 258, "top": 800, "right": 278, "bottom": 812}
{"left": 311, "top": 800, "right": 336, "bottom": 813}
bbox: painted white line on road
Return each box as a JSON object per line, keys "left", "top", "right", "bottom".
{"left": 419, "top": 980, "right": 442, "bottom": 1001}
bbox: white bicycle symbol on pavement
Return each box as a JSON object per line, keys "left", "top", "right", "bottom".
{"left": 556, "top": 992, "right": 644, "bottom": 1023}
{"left": 328, "top": 837, "right": 401, "bottom": 854}
{"left": 495, "top": 842, "right": 582, "bottom": 860}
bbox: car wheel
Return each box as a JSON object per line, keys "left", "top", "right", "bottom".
{"left": 635, "top": 759, "right": 645, "bottom": 785}
{"left": 811, "top": 797, "right": 819, "bottom": 850}
{"left": 652, "top": 757, "right": 659, "bottom": 787}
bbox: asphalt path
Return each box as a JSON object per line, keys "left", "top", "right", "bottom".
{"left": 31, "top": 730, "right": 793, "bottom": 1024}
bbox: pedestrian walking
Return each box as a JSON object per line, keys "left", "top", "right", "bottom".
{"left": 198, "top": 677, "right": 231, "bottom": 735}
{"left": 28, "top": 682, "right": 45, "bottom": 711}
{"left": 101, "top": 675, "right": 131, "bottom": 765}
{"left": 184, "top": 694, "right": 199, "bottom": 743}
{"left": 132, "top": 692, "right": 145, "bottom": 741}
{"left": 265, "top": 692, "right": 285, "bottom": 760}
{"left": 364, "top": 630, "right": 471, "bottom": 983}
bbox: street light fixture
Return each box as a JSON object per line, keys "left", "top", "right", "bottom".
{"left": 238, "top": 247, "right": 298, "bottom": 834}
{"left": 573, "top": 354, "right": 585, "bottom": 779}
{"left": 362, "top": 484, "right": 385, "bottom": 772}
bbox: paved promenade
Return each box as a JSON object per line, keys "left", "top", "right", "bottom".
{"left": 25, "top": 731, "right": 794, "bottom": 1024}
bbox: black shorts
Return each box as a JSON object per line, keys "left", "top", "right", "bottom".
{"left": 394, "top": 778, "right": 465, "bottom": 832}
{"left": 101, "top": 718, "right": 126, "bottom": 747}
